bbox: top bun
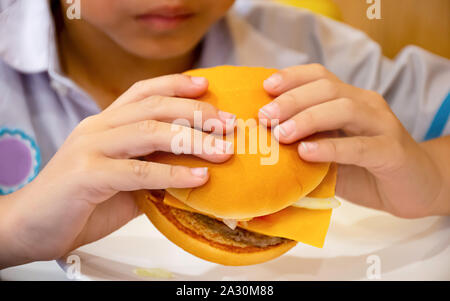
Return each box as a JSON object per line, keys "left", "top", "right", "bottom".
{"left": 145, "top": 66, "right": 331, "bottom": 219}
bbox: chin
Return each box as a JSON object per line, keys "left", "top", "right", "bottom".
{"left": 116, "top": 31, "right": 202, "bottom": 61}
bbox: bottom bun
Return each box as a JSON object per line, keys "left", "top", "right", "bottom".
{"left": 134, "top": 190, "right": 297, "bottom": 266}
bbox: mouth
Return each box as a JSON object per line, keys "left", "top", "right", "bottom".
{"left": 135, "top": 6, "right": 195, "bottom": 31}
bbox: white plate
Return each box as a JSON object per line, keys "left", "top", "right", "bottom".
{"left": 58, "top": 199, "right": 450, "bottom": 280}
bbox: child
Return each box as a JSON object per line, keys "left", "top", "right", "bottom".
{"left": 0, "top": 0, "right": 448, "bottom": 268}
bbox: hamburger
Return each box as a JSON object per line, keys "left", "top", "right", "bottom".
{"left": 134, "top": 66, "right": 339, "bottom": 266}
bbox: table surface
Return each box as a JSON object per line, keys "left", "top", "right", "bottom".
{"left": 2, "top": 199, "right": 449, "bottom": 281}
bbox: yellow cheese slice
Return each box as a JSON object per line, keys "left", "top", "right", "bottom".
{"left": 162, "top": 163, "right": 337, "bottom": 248}
{"left": 239, "top": 207, "right": 331, "bottom": 248}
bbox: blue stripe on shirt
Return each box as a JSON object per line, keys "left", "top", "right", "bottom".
{"left": 424, "top": 92, "right": 450, "bottom": 141}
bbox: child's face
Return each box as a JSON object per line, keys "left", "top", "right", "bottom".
{"left": 68, "top": 0, "right": 235, "bottom": 59}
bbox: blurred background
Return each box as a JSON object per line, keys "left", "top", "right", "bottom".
{"left": 272, "top": 0, "right": 450, "bottom": 59}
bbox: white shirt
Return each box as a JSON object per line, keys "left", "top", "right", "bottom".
{"left": 0, "top": 0, "right": 449, "bottom": 195}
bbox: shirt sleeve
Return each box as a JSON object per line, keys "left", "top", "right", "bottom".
{"left": 309, "top": 15, "right": 450, "bottom": 141}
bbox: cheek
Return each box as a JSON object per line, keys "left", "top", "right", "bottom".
{"left": 80, "top": 0, "right": 127, "bottom": 28}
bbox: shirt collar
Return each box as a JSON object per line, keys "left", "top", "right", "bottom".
{"left": 0, "top": 0, "right": 55, "bottom": 73}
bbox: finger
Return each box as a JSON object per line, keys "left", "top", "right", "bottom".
{"left": 263, "top": 64, "right": 340, "bottom": 96}
{"left": 273, "top": 98, "right": 383, "bottom": 144}
{"left": 105, "top": 74, "right": 209, "bottom": 111}
{"left": 258, "top": 79, "right": 360, "bottom": 127}
{"left": 94, "top": 120, "right": 234, "bottom": 163}
{"left": 105, "top": 159, "right": 210, "bottom": 190}
{"left": 298, "top": 135, "right": 394, "bottom": 170}
{"left": 102, "top": 95, "right": 236, "bottom": 134}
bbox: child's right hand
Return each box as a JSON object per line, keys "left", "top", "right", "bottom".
{"left": 0, "top": 74, "right": 235, "bottom": 268}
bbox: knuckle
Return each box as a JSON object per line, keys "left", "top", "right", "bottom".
{"left": 168, "top": 165, "right": 183, "bottom": 186}
{"left": 322, "top": 139, "right": 338, "bottom": 162}
{"left": 198, "top": 101, "right": 216, "bottom": 117}
{"left": 318, "top": 79, "right": 339, "bottom": 99}
{"left": 328, "top": 140, "right": 338, "bottom": 160}
{"left": 301, "top": 110, "right": 316, "bottom": 129}
{"left": 364, "top": 90, "right": 390, "bottom": 111}
{"left": 131, "top": 160, "right": 151, "bottom": 179}
{"left": 280, "top": 91, "right": 296, "bottom": 105}
{"left": 311, "top": 64, "right": 328, "bottom": 78}
{"left": 368, "top": 90, "right": 388, "bottom": 106}
{"left": 71, "top": 133, "right": 91, "bottom": 150}
{"left": 173, "top": 73, "right": 189, "bottom": 83}
{"left": 340, "top": 97, "right": 354, "bottom": 110}
{"left": 137, "top": 119, "right": 160, "bottom": 134}
{"left": 131, "top": 80, "right": 147, "bottom": 91}
{"left": 76, "top": 115, "right": 97, "bottom": 132}
{"left": 169, "top": 165, "right": 178, "bottom": 179}
{"left": 353, "top": 137, "right": 368, "bottom": 164}
{"left": 339, "top": 98, "right": 357, "bottom": 120}
{"left": 193, "top": 100, "right": 204, "bottom": 113}
{"left": 166, "top": 74, "right": 189, "bottom": 94}
{"left": 146, "top": 95, "right": 165, "bottom": 107}
{"left": 276, "top": 68, "right": 290, "bottom": 79}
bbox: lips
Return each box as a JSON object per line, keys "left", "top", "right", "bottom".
{"left": 135, "top": 6, "right": 194, "bottom": 31}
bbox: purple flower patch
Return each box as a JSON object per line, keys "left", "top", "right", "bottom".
{"left": 0, "top": 128, "right": 40, "bottom": 195}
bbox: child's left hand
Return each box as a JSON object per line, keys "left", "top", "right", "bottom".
{"left": 259, "top": 64, "right": 447, "bottom": 218}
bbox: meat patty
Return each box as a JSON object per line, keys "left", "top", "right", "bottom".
{"left": 168, "top": 205, "right": 291, "bottom": 249}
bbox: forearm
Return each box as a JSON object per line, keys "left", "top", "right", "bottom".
{"left": 420, "top": 135, "right": 450, "bottom": 216}
{"left": 0, "top": 192, "right": 31, "bottom": 269}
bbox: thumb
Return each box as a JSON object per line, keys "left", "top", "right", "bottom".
{"left": 298, "top": 135, "right": 396, "bottom": 171}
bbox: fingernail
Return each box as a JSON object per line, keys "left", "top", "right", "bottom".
{"left": 264, "top": 73, "right": 282, "bottom": 90}
{"left": 191, "top": 167, "right": 208, "bottom": 177}
{"left": 191, "top": 76, "right": 207, "bottom": 86}
{"left": 275, "top": 120, "right": 296, "bottom": 139}
{"left": 259, "top": 102, "right": 280, "bottom": 120}
{"left": 215, "top": 139, "right": 233, "bottom": 154}
{"left": 300, "top": 142, "right": 318, "bottom": 153}
{"left": 218, "top": 110, "right": 236, "bottom": 125}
